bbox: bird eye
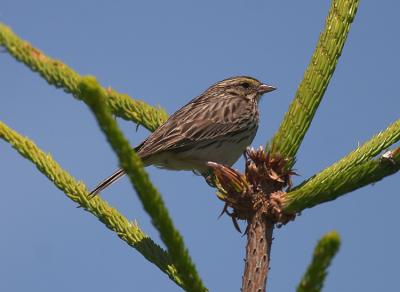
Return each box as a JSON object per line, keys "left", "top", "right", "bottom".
{"left": 241, "top": 82, "right": 250, "bottom": 89}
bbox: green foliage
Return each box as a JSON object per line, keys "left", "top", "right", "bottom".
{"left": 0, "top": 23, "right": 168, "bottom": 132}
{"left": 0, "top": 121, "right": 183, "bottom": 288}
{"left": 297, "top": 231, "right": 341, "bottom": 292}
{"left": 78, "top": 76, "right": 206, "bottom": 292}
{"left": 270, "top": 0, "right": 359, "bottom": 167}
{"left": 284, "top": 120, "right": 400, "bottom": 213}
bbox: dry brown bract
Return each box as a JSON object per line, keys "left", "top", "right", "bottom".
{"left": 208, "top": 146, "right": 296, "bottom": 232}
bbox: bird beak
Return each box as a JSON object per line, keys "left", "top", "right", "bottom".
{"left": 257, "top": 84, "right": 277, "bottom": 94}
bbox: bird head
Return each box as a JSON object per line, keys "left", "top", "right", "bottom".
{"left": 207, "top": 76, "right": 276, "bottom": 101}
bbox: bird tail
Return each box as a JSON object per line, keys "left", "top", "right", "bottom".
{"left": 89, "top": 142, "right": 146, "bottom": 197}
{"left": 89, "top": 168, "right": 125, "bottom": 197}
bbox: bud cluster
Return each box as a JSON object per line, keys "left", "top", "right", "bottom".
{"left": 208, "top": 146, "right": 296, "bottom": 232}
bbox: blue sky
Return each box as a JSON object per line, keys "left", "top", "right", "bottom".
{"left": 1, "top": 1, "right": 399, "bottom": 291}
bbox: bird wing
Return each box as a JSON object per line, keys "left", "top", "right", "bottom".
{"left": 137, "top": 98, "right": 251, "bottom": 158}
{"left": 137, "top": 119, "right": 246, "bottom": 158}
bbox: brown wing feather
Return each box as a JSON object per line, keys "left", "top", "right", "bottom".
{"left": 137, "top": 96, "right": 254, "bottom": 158}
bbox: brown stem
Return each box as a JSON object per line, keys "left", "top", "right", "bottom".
{"left": 241, "top": 211, "right": 274, "bottom": 292}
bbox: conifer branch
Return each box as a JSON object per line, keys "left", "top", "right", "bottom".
{"left": 297, "top": 231, "right": 341, "bottom": 292}
{"left": 0, "top": 23, "right": 168, "bottom": 132}
{"left": 78, "top": 76, "right": 206, "bottom": 292}
{"left": 0, "top": 120, "right": 183, "bottom": 288}
{"left": 270, "top": 0, "right": 359, "bottom": 167}
{"left": 284, "top": 120, "right": 400, "bottom": 213}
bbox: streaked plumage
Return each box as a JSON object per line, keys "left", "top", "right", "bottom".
{"left": 90, "top": 76, "right": 276, "bottom": 195}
